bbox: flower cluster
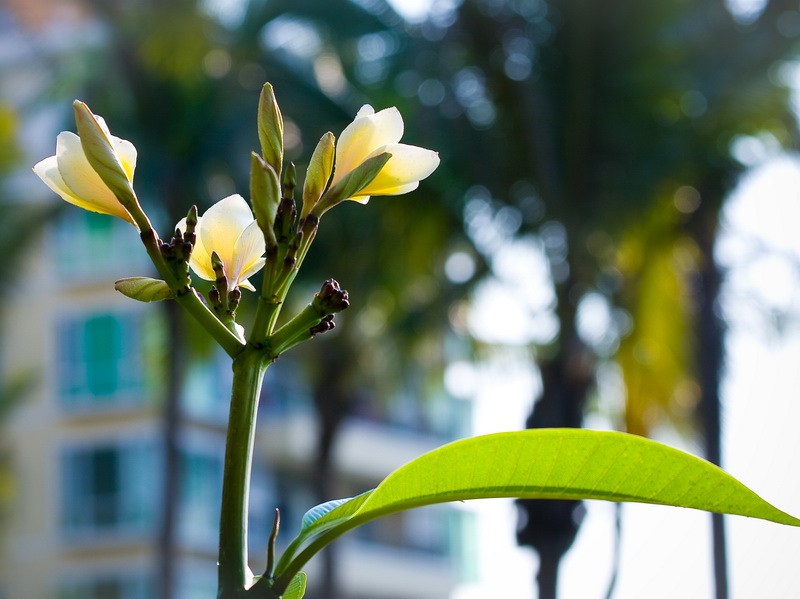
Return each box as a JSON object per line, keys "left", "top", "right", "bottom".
{"left": 32, "top": 83, "right": 439, "bottom": 348}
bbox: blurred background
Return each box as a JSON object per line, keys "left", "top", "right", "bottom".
{"left": 1, "top": 0, "right": 800, "bottom": 598}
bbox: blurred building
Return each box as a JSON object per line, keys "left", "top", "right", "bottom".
{"left": 0, "top": 4, "right": 473, "bottom": 599}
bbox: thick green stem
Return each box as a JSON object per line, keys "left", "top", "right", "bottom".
{"left": 176, "top": 288, "right": 245, "bottom": 356}
{"left": 218, "top": 348, "right": 269, "bottom": 597}
{"left": 267, "top": 304, "right": 325, "bottom": 355}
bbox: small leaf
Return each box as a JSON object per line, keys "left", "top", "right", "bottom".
{"left": 301, "top": 496, "right": 359, "bottom": 530}
{"left": 282, "top": 572, "right": 306, "bottom": 599}
{"left": 115, "top": 277, "right": 174, "bottom": 302}
{"left": 274, "top": 429, "right": 800, "bottom": 584}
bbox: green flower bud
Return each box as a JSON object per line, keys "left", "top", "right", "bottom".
{"left": 258, "top": 83, "right": 284, "bottom": 177}
{"left": 301, "top": 132, "right": 335, "bottom": 218}
{"left": 283, "top": 162, "right": 297, "bottom": 200}
{"left": 250, "top": 152, "right": 280, "bottom": 249}
{"left": 115, "top": 277, "right": 174, "bottom": 302}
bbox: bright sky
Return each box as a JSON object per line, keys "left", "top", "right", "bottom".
{"left": 385, "top": 0, "right": 436, "bottom": 22}
{"left": 452, "top": 155, "right": 800, "bottom": 599}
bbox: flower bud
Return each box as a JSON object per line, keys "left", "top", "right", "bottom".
{"left": 311, "top": 279, "right": 350, "bottom": 314}
{"left": 302, "top": 132, "right": 335, "bottom": 218}
{"left": 310, "top": 314, "right": 336, "bottom": 336}
{"left": 115, "top": 277, "right": 174, "bottom": 302}
{"left": 283, "top": 162, "right": 297, "bottom": 200}
{"left": 250, "top": 152, "right": 280, "bottom": 248}
{"left": 258, "top": 83, "right": 284, "bottom": 177}
{"left": 33, "top": 102, "right": 138, "bottom": 225}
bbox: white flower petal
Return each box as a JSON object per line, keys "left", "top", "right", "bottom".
{"left": 55, "top": 132, "right": 130, "bottom": 219}
{"left": 355, "top": 105, "right": 375, "bottom": 118}
{"left": 349, "top": 182, "right": 420, "bottom": 203}
{"left": 33, "top": 156, "right": 90, "bottom": 210}
{"left": 358, "top": 143, "right": 440, "bottom": 196}
{"left": 182, "top": 196, "right": 266, "bottom": 290}
{"left": 333, "top": 106, "right": 404, "bottom": 186}
{"left": 112, "top": 136, "right": 137, "bottom": 182}
{"left": 34, "top": 146, "right": 133, "bottom": 223}
{"left": 368, "top": 107, "right": 404, "bottom": 142}
{"left": 197, "top": 194, "right": 254, "bottom": 273}
{"left": 177, "top": 216, "right": 215, "bottom": 282}
{"left": 237, "top": 258, "right": 266, "bottom": 286}
{"left": 232, "top": 221, "right": 267, "bottom": 286}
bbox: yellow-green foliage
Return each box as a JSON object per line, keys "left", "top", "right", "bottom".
{"left": 616, "top": 190, "right": 700, "bottom": 436}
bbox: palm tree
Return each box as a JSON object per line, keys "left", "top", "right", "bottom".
{"left": 389, "top": 0, "right": 800, "bottom": 596}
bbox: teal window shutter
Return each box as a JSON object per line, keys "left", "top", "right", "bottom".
{"left": 58, "top": 311, "right": 144, "bottom": 408}
{"left": 84, "top": 314, "right": 122, "bottom": 397}
{"left": 61, "top": 441, "right": 157, "bottom": 535}
{"left": 89, "top": 447, "right": 120, "bottom": 527}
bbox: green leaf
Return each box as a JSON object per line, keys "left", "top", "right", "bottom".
{"left": 273, "top": 429, "right": 800, "bottom": 589}
{"left": 282, "top": 572, "right": 306, "bottom": 599}
{"left": 301, "top": 496, "right": 359, "bottom": 529}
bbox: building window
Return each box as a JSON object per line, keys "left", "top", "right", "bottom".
{"left": 60, "top": 574, "right": 152, "bottom": 599}
{"left": 57, "top": 311, "right": 148, "bottom": 410}
{"left": 181, "top": 351, "right": 232, "bottom": 422}
{"left": 53, "top": 210, "right": 150, "bottom": 281}
{"left": 178, "top": 442, "right": 223, "bottom": 549}
{"left": 61, "top": 441, "right": 158, "bottom": 538}
{"left": 175, "top": 560, "right": 217, "bottom": 599}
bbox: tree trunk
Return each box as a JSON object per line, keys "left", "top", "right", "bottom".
{"left": 310, "top": 348, "right": 350, "bottom": 599}
{"left": 517, "top": 328, "right": 593, "bottom": 599}
{"left": 693, "top": 207, "right": 728, "bottom": 599}
{"left": 158, "top": 301, "right": 183, "bottom": 599}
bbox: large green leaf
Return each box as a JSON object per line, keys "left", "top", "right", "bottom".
{"left": 270, "top": 429, "right": 799, "bottom": 592}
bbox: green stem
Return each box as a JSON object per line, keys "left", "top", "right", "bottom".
{"left": 218, "top": 348, "right": 269, "bottom": 597}
{"left": 269, "top": 520, "right": 360, "bottom": 596}
{"left": 267, "top": 304, "right": 324, "bottom": 356}
{"left": 175, "top": 288, "right": 245, "bottom": 357}
{"left": 250, "top": 247, "right": 280, "bottom": 344}
{"left": 250, "top": 217, "right": 319, "bottom": 345}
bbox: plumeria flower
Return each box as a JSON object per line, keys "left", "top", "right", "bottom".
{"left": 33, "top": 112, "right": 137, "bottom": 225}
{"left": 178, "top": 194, "right": 266, "bottom": 291}
{"left": 331, "top": 105, "right": 440, "bottom": 204}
